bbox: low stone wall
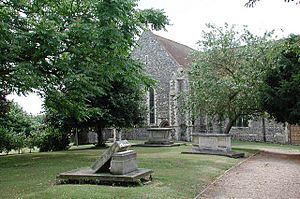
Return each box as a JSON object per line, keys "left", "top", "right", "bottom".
{"left": 121, "top": 128, "right": 149, "bottom": 140}
{"left": 230, "top": 119, "right": 287, "bottom": 144}
{"left": 77, "top": 119, "right": 288, "bottom": 144}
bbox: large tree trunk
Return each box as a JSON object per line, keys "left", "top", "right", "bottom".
{"left": 96, "top": 125, "right": 105, "bottom": 147}
{"left": 224, "top": 118, "right": 235, "bottom": 134}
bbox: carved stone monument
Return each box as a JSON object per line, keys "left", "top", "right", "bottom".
{"left": 145, "top": 128, "right": 174, "bottom": 145}
{"left": 182, "top": 133, "right": 244, "bottom": 158}
{"left": 192, "top": 133, "right": 232, "bottom": 152}
{"left": 58, "top": 140, "right": 153, "bottom": 184}
{"left": 135, "top": 127, "right": 185, "bottom": 147}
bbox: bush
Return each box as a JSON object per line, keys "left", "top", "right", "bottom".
{"left": 25, "top": 134, "right": 39, "bottom": 153}
{"left": 0, "top": 127, "right": 7, "bottom": 153}
{"left": 13, "top": 133, "right": 26, "bottom": 154}
{"left": 0, "top": 127, "right": 17, "bottom": 154}
{"left": 38, "top": 127, "right": 70, "bottom": 152}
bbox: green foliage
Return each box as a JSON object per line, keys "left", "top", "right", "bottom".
{"left": 36, "top": 0, "right": 169, "bottom": 144}
{"left": 0, "top": 102, "right": 45, "bottom": 154}
{"left": 25, "top": 115, "right": 46, "bottom": 152}
{"left": 3, "top": 103, "right": 32, "bottom": 135}
{"left": 189, "top": 23, "right": 275, "bottom": 133}
{"left": 0, "top": 127, "right": 19, "bottom": 154}
{"left": 0, "top": 126, "right": 9, "bottom": 153}
{"left": 0, "top": 103, "right": 30, "bottom": 154}
{"left": 245, "top": 0, "right": 299, "bottom": 7}
{"left": 46, "top": 78, "right": 147, "bottom": 145}
{"left": 38, "top": 127, "right": 70, "bottom": 152}
{"left": 261, "top": 35, "right": 300, "bottom": 124}
{"left": 1, "top": 0, "right": 169, "bottom": 147}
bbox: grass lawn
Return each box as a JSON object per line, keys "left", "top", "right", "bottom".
{"left": 0, "top": 141, "right": 299, "bottom": 199}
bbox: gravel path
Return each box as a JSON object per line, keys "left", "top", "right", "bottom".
{"left": 198, "top": 151, "right": 300, "bottom": 199}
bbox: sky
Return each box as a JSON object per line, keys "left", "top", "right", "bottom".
{"left": 10, "top": 0, "right": 300, "bottom": 115}
{"left": 139, "top": 0, "right": 299, "bottom": 49}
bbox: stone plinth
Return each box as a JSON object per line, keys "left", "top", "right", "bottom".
{"left": 182, "top": 133, "right": 244, "bottom": 158}
{"left": 91, "top": 140, "right": 131, "bottom": 173}
{"left": 58, "top": 140, "right": 153, "bottom": 184}
{"left": 192, "top": 133, "right": 231, "bottom": 152}
{"left": 145, "top": 128, "right": 174, "bottom": 145}
{"left": 110, "top": 150, "right": 138, "bottom": 175}
{"left": 58, "top": 167, "right": 153, "bottom": 184}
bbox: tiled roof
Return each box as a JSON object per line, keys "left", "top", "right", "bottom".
{"left": 154, "top": 34, "right": 194, "bottom": 67}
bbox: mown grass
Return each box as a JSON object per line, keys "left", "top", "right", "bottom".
{"left": 0, "top": 141, "right": 299, "bottom": 199}
{"left": 233, "top": 140, "right": 300, "bottom": 152}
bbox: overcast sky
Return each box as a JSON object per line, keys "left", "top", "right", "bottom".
{"left": 11, "top": 0, "right": 300, "bottom": 115}
{"left": 139, "top": 0, "right": 299, "bottom": 49}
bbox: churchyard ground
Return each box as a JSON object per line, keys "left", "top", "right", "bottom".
{"left": 0, "top": 141, "right": 299, "bottom": 199}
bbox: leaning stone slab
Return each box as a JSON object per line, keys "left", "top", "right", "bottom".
{"left": 57, "top": 140, "right": 153, "bottom": 185}
{"left": 91, "top": 140, "right": 131, "bottom": 173}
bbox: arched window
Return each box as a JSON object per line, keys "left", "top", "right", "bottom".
{"left": 149, "top": 88, "right": 155, "bottom": 124}
{"left": 159, "top": 120, "right": 169, "bottom": 127}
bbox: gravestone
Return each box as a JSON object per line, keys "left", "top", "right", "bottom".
{"left": 110, "top": 150, "right": 138, "bottom": 175}
{"left": 145, "top": 128, "right": 174, "bottom": 145}
{"left": 182, "top": 133, "right": 244, "bottom": 158}
{"left": 58, "top": 140, "right": 152, "bottom": 184}
{"left": 134, "top": 128, "right": 185, "bottom": 147}
{"left": 91, "top": 140, "right": 130, "bottom": 173}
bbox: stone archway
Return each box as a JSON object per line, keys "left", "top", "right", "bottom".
{"left": 159, "top": 120, "right": 170, "bottom": 127}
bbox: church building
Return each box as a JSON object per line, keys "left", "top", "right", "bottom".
{"left": 132, "top": 31, "right": 194, "bottom": 141}
{"left": 131, "top": 31, "right": 292, "bottom": 144}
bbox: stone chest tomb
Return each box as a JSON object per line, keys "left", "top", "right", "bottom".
{"left": 182, "top": 134, "right": 244, "bottom": 158}
{"left": 58, "top": 140, "right": 153, "bottom": 184}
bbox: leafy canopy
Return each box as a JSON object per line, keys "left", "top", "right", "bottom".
{"left": 260, "top": 35, "right": 300, "bottom": 124}
{"left": 32, "top": 0, "right": 170, "bottom": 146}
{"left": 245, "top": 0, "right": 299, "bottom": 7}
{"left": 188, "top": 23, "right": 275, "bottom": 133}
{"left": 1, "top": 0, "right": 170, "bottom": 146}
{"left": 1, "top": 0, "right": 169, "bottom": 119}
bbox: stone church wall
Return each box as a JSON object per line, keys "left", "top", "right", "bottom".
{"left": 130, "top": 32, "right": 289, "bottom": 144}
{"left": 132, "top": 31, "right": 181, "bottom": 126}
{"left": 230, "top": 119, "right": 288, "bottom": 144}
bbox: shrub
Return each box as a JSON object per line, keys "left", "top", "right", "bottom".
{"left": 0, "top": 127, "right": 7, "bottom": 153}
{"left": 0, "top": 127, "right": 17, "bottom": 154}
{"left": 38, "top": 127, "right": 70, "bottom": 152}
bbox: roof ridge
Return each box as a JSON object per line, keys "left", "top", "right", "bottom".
{"left": 153, "top": 34, "right": 195, "bottom": 51}
{"left": 151, "top": 33, "right": 194, "bottom": 67}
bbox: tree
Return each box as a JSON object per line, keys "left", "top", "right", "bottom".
{"left": 1, "top": 0, "right": 169, "bottom": 146}
{"left": 260, "top": 35, "right": 300, "bottom": 124}
{"left": 0, "top": 102, "right": 33, "bottom": 154}
{"left": 46, "top": 77, "right": 148, "bottom": 146}
{"left": 188, "top": 23, "right": 275, "bottom": 134}
{"left": 25, "top": 115, "right": 46, "bottom": 153}
{"left": 245, "top": 0, "right": 299, "bottom": 7}
{"left": 0, "top": 0, "right": 68, "bottom": 110}
{"left": 0, "top": 0, "right": 169, "bottom": 113}
{"left": 32, "top": 0, "right": 169, "bottom": 145}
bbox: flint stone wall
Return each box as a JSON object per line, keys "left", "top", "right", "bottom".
{"left": 230, "top": 119, "right": 288, "bottom": 144}
{"left": 132, "top": 31, "right": 181, "bottom": 126}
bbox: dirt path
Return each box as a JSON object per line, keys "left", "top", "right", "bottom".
{"left": 197, "top": 151, "right": 300, "bottom": 199}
